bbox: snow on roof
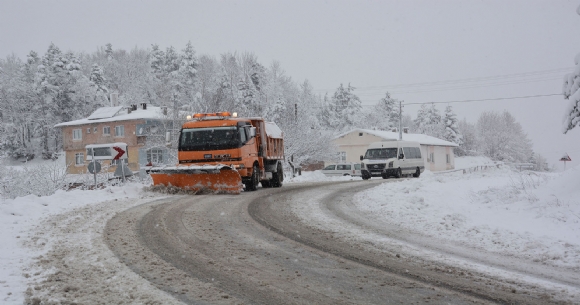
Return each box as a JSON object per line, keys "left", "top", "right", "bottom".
{"left": 86, "top": 106, "right": 123, "bottom": 120}
{"left": 54, "top": 105, "right": 165, "bottom": 127}
{"left": 336, "top": 128, "right": 459, "bottom": 147}
{"left": 265, "top": 122, "right": 283, "bottom": 138}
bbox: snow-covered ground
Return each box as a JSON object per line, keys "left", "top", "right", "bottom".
{"left": 1, "top": 156, "right": 578, "bottom": 303}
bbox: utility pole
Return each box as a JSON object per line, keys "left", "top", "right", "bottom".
{"left": 295, "top": 103, "right": 298, "bottom": 124}
{"left": 398, "top": 100, "right": 403, "bottom": 140}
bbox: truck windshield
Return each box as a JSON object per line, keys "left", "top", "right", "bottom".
{"left": 364, "top": 148, "right": 398, "bottom": 160}
{"left": 179, "top": 126, "right": 242, "bottom": 151}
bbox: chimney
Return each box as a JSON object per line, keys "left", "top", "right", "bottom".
{"left": 162, "top": 106, "right": 168, "bottom": 115}
{"left": 140, "top": 103, "right": 147, "bottom": 110}
{"left": 131, "top": 104, "right": 137, "bottom": 111}
{"left": 403, "top": 127, "right": 409, "bottom": 134}
{"left": 110, "top": 92, "right": 118, "bottom": 107}
{"left": 127, "top": 107, "right": 132, "bottom": 114}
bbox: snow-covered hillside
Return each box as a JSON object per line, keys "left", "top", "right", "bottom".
{"left": 1, "top": 156, "right": 578, "bottom": 303}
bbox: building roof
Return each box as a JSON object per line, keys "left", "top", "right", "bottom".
{"left": 54, "top": 105, "right": 165, "bottom": 127}
{"left": 336, "top": 128, "right": 459, "bottom": 147}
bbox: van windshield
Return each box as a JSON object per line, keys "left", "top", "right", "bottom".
{"left": 364, "top": 148, "right": 398, "bottom": 160}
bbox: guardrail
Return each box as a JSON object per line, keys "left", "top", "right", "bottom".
{"left": 434, "top": 163, "right": 502, "bottom": 175}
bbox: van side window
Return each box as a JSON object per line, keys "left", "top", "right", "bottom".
{"left": 415, "top": 147, "right": 422, "bottom": 159}
{"left": 403, "top": 147, "right": 412, "bottom": 158}
{"left": 323, "top": 165, "right": 336, "bottom": 170}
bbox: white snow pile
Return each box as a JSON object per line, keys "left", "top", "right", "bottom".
{"left": 354, "top": 158, "right": 580, "bottom": 269}
{"left": 0, "top": 181, "right": 157, "bottom": 304}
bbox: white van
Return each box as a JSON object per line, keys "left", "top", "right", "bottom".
{"left": 359, "top": 141, "right": 425, "bottom": 179}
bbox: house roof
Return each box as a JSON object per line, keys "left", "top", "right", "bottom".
{"left": 336, "top": 128, "right": 459, "bottom": 147}
{"left": 54, "top": 106, "right": 166, "bottom": 127}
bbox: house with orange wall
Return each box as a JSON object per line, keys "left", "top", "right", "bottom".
{"left": 54, "top": 103, "right": 175, "bottom": 174}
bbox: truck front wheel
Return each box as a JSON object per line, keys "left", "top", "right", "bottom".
{"left": 245, "top": 164, "right": 260, "bottom": 191}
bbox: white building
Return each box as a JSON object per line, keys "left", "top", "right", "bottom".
{"left": 333, "top": 128, "right": 459, "bottom": 172}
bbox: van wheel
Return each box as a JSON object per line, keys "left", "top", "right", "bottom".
{"left": 413, "top": 167, "right": 421, "bottom": 178}
{"left": 395, "top": 168, "right": 402, "bottom": 179}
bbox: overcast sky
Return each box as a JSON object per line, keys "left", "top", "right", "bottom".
{"left": 2, "top": 0, "right": 580, "bottom": 169}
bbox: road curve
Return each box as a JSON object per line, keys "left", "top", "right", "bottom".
{"left": 105, "top": 180, "right": 574, "bottom": 304}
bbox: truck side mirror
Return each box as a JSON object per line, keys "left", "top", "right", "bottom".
{"left": 399, "top": 154, "right": 404, "bottom": 159}
{"left": 360, "top": 155, "right": 363, "bottom": 161}
{"left": 249, "top": 127, "right": 256, "bottom": 138}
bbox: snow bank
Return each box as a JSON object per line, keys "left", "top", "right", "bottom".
{"left": 353, "top": 163, "right": 580, "bottom": 269}
{"left": 0, "top": 182, "right": 147, "bottom": 304}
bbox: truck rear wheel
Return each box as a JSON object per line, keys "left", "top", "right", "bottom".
{"left": 245, "top": 164, "right": 259, "bottom": 191}
{"left": 271, "top": 163, "right": 283, "bottom": 188}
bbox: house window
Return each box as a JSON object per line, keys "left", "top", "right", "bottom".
{"left": 115, "top": 125, "right": 125, "bottom": 137}
{"left": 429, "top": 152, "right": 435, "bottom": 163}
{"left": 359, "top": 132, "right": 363, "bottom": 136}
{"left": 103, "top": 126, "right": 111, "bottom": 135}
{"left": 94, "top": 127, "right": 97, "bottom": 133}
{"left": 87, "top": 128, "right": 91, "bottom": 134}
{"left": 73, "top": 129, "right": 82, "bottom": 140}
{"left": 75, "top": 153, "right": 84, "bottom": 165}
{"left": 446, "top": 154, "right": 450, "bottom": 164}
{"left": 147, "top": 148, "right": 164, "bottom": 164}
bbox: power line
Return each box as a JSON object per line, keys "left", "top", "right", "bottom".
{"left": 313, "top": 67, "right": 573, "bottom": 93}
{"left": 354, "top": 76, "right": 563, "bottom": 97}
{"left": 303, "top": 93, "right": 562, "bottom": 109}
{"left": 372, "top": 93, "right": 563, "bottom": 107}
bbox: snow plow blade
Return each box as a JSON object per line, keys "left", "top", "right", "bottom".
{"left": 145, "top": 165, "right": 243, "bottom": 194}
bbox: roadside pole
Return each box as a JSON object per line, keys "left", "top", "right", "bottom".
{"left": 92, "top": 148, "right": 97, "bottom": 188}
{"left": 121, "top": 160, "right": 126, "bottom": 183}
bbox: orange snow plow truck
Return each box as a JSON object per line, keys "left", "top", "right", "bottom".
{"left": 146, "top": 112, "right": 284, "bottom": 194}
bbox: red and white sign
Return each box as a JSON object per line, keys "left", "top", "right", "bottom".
{"left": 560, "top": 153, "right": 572, "bottom": 162}
{"left": 86, "top": 143, "right": 128, "bottom": 161}
{"left": 113, "top": 146, "right": 126, "bottom": 160}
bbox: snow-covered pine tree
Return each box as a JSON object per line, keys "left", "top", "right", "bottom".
{"left": 425, "top": 104, "right": 444, "bottom": 138}
{"left": 476, "top": 110, "right": 532, "bottom": 162}
{"left": 413, "top": 104, "right": 429, "bottom": 134}
{"left": 89, "top": 63, "right": 108, "bottom": 105}
{"left": 457, "top": 118, "right": 477, "bottom": 156}
{"left": 180, "top": 41, "right": 198, "bottom": 86}
{"left": 367, "top": 92, "right": 399, "bottom": 130}
{"left": 328, "top": 83, "right": 362, "bottom": 132}
{"left": 562, "top": 52, "right": 580, "bottom": 134}
{"left": 443, "top": 105, "right": 462, "bottom": 146}
{"left": 105, "top": 43, "right": 113, "bottom": 60}
{"left": 150, "top": 44, "right": 165, "bottom": 79}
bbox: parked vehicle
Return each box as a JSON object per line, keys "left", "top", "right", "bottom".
{"left": 360, "top": 141, "right": 425, "bottom": 179}
{"left": 146, "top": 112, "right": 284, "bottom": 194}
{"left": 321, "top": 163, "right": 362, "bottom": 176}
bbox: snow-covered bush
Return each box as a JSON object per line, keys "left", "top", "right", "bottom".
{"left": 0, "top": 162, "right": 68, "bottom": 199}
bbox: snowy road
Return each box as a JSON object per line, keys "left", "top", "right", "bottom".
{"left": 17, "top": 177, "right": 579, "bottom": 304}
